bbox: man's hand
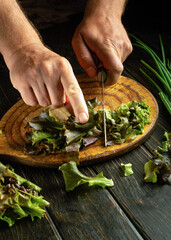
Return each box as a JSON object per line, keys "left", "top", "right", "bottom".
{"left": 0, "top": 0, "right": 88, "bottom": 123}
{"left": 8, "top": 44, "right": 89, "bottom": 123}
{"left": 72, "top": 0, "right": 132, "bottom": 85}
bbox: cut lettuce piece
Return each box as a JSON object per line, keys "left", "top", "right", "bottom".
{"left": 59, "top": 161, "right": 114, "bottom": 191}
{"left": 121, "top": 163, "right": 134, "bottom": 176}
{"left": 29, "top": 111, "right": 63, "bottom": 131}
{"left": 144, "top": 132, "right": 171, "bottom": 185}
{"left": 144, "top": 160, "right": 159, "bottom": 183}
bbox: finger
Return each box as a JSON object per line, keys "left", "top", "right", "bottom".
{"left": 31, "top": 80, "right": 51, "bottom": 107}
{"left": 46, "top": 81, "right": 66, "bottom": 108}
{"left": 72, "top": 33, "right": 97, "bottom": 77}
{"left": 19, "top": 86, "right": 38, "bottom": 106}
{"left": 95, "top": 47, "right": 123, "bottom": 85}
{"left": 39, "top": 59, "right": 66, "bottom": 108}
{"left": 120, "top": 39, "right": 133, "bottom": 63}
{"left": 61, "top": 64, "right": 89, "bottom": 123}
{"left": 64, "top": 95, "right": 74, "bottom": 115}
{"left": 105, "top": 54, "right": 123, "bottom": 86}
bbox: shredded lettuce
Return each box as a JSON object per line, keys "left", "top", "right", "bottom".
{"left": 0, "top": 162, "right": 49, "bottom": 226}
{"left": 25, "top": 98, "right": 151, "bottom": 156}
{"left": 59, "top": 161, "right": 114, "bottom": 191}
{"left": 144, "top": 132, "right": 171, "bottom": 185}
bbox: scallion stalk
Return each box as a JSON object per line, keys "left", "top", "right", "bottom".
{"left": 131, "top": 34, "right": 171, "bottom": 116}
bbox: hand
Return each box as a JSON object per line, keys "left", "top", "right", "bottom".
{"left": 8, "top": 43, "right": 89, "bottom": 123}
{"left": 72, "top": 0, "right": 132, "bottom": 85}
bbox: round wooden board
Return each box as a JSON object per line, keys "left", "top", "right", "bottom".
{"left": 0, "top": 74, "right": 159, "bottom": 167}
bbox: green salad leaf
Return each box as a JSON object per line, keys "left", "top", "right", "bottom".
{"left": 144, "top": 132, "right": 171, "bottom": 185}
{"left": 25, "top": 98, "right": 151, "bottom": 156}
{"left": 120, "top": 163, "right": 134, "bottom": 176}
{"left": 0, "top": 162, "right": 49, "bottom": 226}
{"left": 59, "top": 161, "right": 114, "bottom": 191}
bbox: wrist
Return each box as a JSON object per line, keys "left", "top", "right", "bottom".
{"left": 0, "top": 0, "right": 43, "bottom": 68}
{"left": 84, "top": 0, "right": 127, "bottom": 20}
{"left": 4, "top": 42, "right": 45, "bottom": 70}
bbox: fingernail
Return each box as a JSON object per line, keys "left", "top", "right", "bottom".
{"left": 87, "top": 67, "right": 96, "bottom": 77}
{"left": 78, "top": 112, "right": 89, "bottom": 123}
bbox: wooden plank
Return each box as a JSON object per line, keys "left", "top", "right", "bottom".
{"left": 92, "top": 144, "right": 171, "bottom": 240}
{"left": 21, "top": 165, "right": 144, "bottom": 240}
{"left": 0, "top": 215, "right": 61, "bottom": 240}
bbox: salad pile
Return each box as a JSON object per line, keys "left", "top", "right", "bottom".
{"left": 25, "top": 98, "right": 151, "bottom": 155}
{"left": 0, "top": 162, "right": 49, "bottom": 226}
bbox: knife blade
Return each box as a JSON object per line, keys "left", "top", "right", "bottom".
{"left": 97, "top": 65, "right": 107, "bottom": 147}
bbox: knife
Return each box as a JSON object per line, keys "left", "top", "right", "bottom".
{"left": 97, "top": 65, "right": 107, "bottom": 147}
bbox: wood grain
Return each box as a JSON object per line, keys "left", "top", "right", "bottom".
{"left": 0, "top": 74, "right": 159, "bottom": 167}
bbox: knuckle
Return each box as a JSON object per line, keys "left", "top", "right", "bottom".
{"left": 58, "top": 57, "right": 70, "bottom": 74}
{"left": 41, "top": 60, "right": 52, "bottom": 76}
{"left": 28, "top": 101, "right": 37, "bottom": 107}
{"left": 12, "top": 79, "right": 28, "bottom": 90}
{"left": 79, "top": 54, "right": 91, "bottom": 64}
{"left": 39, "top": 99, "right": 50, "bottom": 107}
{"left": 124, "top": 41, "right": 133, "bottom": 54}
{"left": 51, "top": 99, "right": 65, "bottom": 108}
{"left": 115, "top": 64, "right": 123, "bottom": 74}
{"left": 40, "top": 102, "right": 49, "bottom": 107}
{"left": 24, "top": 99, "right": 37, "bottom": 107}
{"left": 68, "top": 84, "right": 81, "bottom": 96}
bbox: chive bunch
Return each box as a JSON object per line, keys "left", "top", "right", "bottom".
{"left": 131, "top": 35, "right": 171, "bottom": 115}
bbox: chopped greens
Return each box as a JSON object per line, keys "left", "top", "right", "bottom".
{"left": 120, "top": 163, "right": 134, "bottom": 176}
{"left": 59, "top": 161, "right": 114, "bottom": 191}
{"left": 0, "top": 162, "right": 49, "bottom": 226}
{"left": 131, "top": 34, "right": 171, "bottom": 115}
{"left": 144, "top": 132, "right": 171, "bottom": 185}
{"left": 25, "top": 98, "right": 151, "bottom": 155}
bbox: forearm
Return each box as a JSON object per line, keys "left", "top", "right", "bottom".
{"left": 84, "top": 0, "right": 127, "bottom": 20}
{"left": 0, "top": 0, "right": 42, "bottom": 67}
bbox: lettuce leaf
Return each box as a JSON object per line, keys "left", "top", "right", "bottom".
{"left": 0, "top": 162, "right": 49, "bottom": 226}
{"left": 59, "top": 161, "right": 114, "bottom": 191}
{"left": 144, "top": 132, "right": 171, "bottom": 185}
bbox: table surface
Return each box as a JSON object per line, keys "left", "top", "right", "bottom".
{"left": 0, "top": 7, "right": 171, "bottom": 240}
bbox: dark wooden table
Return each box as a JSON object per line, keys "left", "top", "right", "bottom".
{"left": 0, "top": 5, "right": 171, "bottom": 240}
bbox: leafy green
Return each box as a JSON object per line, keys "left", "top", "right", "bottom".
{"left": 120, "top": 163, "right": 134, "bottom": 176}
{"left": 131, "top": 34, "right": 171, "bottom": 115}
{"left": 59, "top": 161, "right": 114, "bottom": 191}
{"left": 144, "top": 132, "right": 171, "bottom": 185}
{"left": 25, "top": 98, "right": 151, "bottom": 155}
{"left": 0, "top": 162, "right": 49, "bottom": 226}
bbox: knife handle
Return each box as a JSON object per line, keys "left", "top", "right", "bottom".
{"left": 97, "top": 62, "right": 106, "bottom": 83}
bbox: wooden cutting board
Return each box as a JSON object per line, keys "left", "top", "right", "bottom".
{"left": 0, "top": 74, "right": 159, "bottom": 167}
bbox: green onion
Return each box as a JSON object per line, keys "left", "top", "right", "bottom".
{"left": 131, "top": 34, "right": 171, "bottom": 116}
